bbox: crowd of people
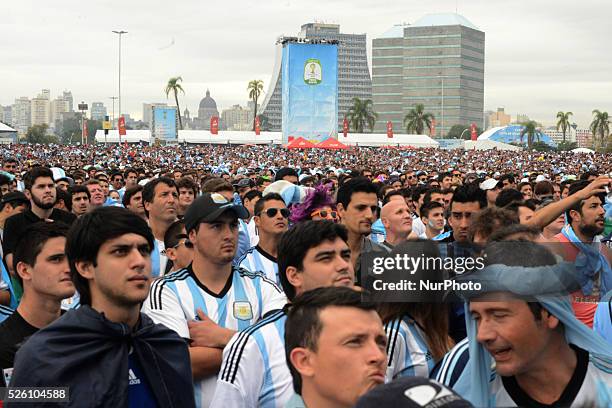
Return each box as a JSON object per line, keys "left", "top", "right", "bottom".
{"left": 0, "top": 142, "right": 610, "bottom": 407}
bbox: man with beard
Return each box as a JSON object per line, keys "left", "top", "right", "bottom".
{"left": 143, "top": 193, "right": 286, "bottom": 408}
{"left": 336, "top": 177, "right": 389, "bottom": 284}
{"left": 554, "top": 177, "right": 612, "bottom": 327}
{"left": 3, "top": 167, "right": 76, "bottom": 282}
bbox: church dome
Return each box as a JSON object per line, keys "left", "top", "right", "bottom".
{"left": 199, "top": 89, "right": 217, "bottom": 110}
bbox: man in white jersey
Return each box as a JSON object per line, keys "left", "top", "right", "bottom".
{"left": 143, "top": 193, "right": 286, "bottom": 408}
{"left": 419, "top": 201, "right": 445, "bottom": 239}
{"left": 210, "top": 220, "right": 354, "bottom": 408}
{"left": 238, "top": 192, "right": 288, "bottom": 285}
{"left": 142, "top": 177, "right": 178, "bottom": 277}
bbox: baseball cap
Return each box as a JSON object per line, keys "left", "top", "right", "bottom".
{"left": 355, "top": 377, "right": 473, "bottom": 408}
{"left": 184, "top": 193, "right": 249, "bottom": 232}
{"left": 1, "top": 191, "right": 28, "bottom": 206}
{"left": 233, "top": 178, "right": 254, "bottom": 189}
{"left": 479, "top": 178, "right": 499, "bottom": 191}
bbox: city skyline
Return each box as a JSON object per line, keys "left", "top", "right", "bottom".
{"left": 1, "top": 0, "right": 610, "bottom": 128}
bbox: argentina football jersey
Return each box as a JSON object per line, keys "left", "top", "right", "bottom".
{"left": 142, "top": 264, "right": 286, "bottom": 408}
{"left": 238, "top": 246, "right": 280, "bottom": 286}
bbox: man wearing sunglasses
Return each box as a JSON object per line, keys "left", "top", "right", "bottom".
{"left": 163, "top": 220, "right": 193, "bottom": 274}
{"left": 238, "top": 193, "right": 289, "bottom": 285}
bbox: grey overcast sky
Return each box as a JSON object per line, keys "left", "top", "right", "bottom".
{"left": 1, "top": 0, "right": 610, "bottom": 128}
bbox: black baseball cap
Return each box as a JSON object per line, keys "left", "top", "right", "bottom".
{"left": 233, "top": 178, "right": 254, "bottom": 189}
{"left": 1, "top": 191, "right": 28, "bottom": 206}
{"left": 355, "top": 377, "right": 473, "bottom": 408}
{"left": 184, "top": 193, "right": 249, "bottom": 232}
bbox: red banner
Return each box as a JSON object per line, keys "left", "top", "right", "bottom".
{"left": 255, "top": 116, "right": 260, "bottom": 135}
{"left": 210, "top": 116, "right": 219, "bottom": 135}
{"left": 470, "top": 122, "right": 478, "bottom": 141}
{"left": 343, "top": 118, "right": 349, "bottom": 137}
{"left": 82, "top": 119, "right": 88, "bottom": 139}
{"left": 118, "top": 116, "right": 126, "bottom": 136}
{"left": 386, "top": 121, "right": 393, "bottom": 138}
{"left": 431, "top": 119, "right": 436, "bottom": 137}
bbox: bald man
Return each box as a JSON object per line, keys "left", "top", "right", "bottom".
{"left": 380, "top": 198, "right": 412, "bottom": 249}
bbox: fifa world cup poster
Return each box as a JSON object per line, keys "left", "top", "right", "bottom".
{"left": 282, "top": 42, "right": 338, "bottom": 144}
{"left": 152, "top": 106, "right": 178, "bottom": 142}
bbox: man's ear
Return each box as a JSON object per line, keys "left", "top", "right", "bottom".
{"left": 254, "top": 215, "right": 261, "bottom": 228}
{"left": 16, "top": 262, "right": 32, "bottom": 284}
{"left": 143, "top": 201, "right": 152, "bottom": 213}
{"left": 189, "top": 228, "right": 197, "bottom": 244}
{"left": 286, "top": 266, "right": 302, "bottom": 291}
{"left": 381, "top": 217, "right": 390, "bottom": 229}
{"left": 289, "top": 347, "right": 314, "bottom": 378}
{"left": 165, "top": 248, "right": 177, "bottom": 262}
{"left": 74, "top": 260, "right": 95, "bottom": 280}
{"left": 336, "top": 202, "right": 346, "bottom": 219}
{"left": 544, "top": 309, "right": 561, "bottom": 330}
{"left": 24, "top": 189, "right": 32, "bottom": 201}
{"left": 568, "top": 209, "right": 580, "bottom": 224}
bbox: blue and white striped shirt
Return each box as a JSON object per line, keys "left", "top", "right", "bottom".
{"left": 0, "top": 305, "right": 13, "bottom": 324}
{"left": 210, "top": 309, "right": 293, "bottom": 408}
{"left": 238, "top": 246, "right": 280, "bottom": 286}
{"left": 384, "top": 314, "right": 435, "bottom": 381}
{"left": 142, "top": 265, "right": 287, "bottom": 408}
{"left": 431, "top": 337, "right": 469, "bottom": 388}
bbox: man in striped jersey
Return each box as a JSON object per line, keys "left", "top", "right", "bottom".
{"left": 143, "top": 193, "right": 286, "bottom": 408}
{"left": 210, "top": 220, "right": 354, "bottom": 408}
{"left": 238, "top": 193, "right": 288, "bottom": 285}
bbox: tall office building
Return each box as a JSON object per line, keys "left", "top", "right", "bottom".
{"left": 31, "top": 96, "right": 50, "bottom": 127}
{"left": 372, "top": 13, "right": 485, "bottom": 136}
{"left": 260, "top": 23, "right": 372, "bottom": 131}
{"left": 62, "top": 91, "right": 74, "bottom": 112}
{"left": 12, "top": 97, "right": 31, "bottom": 136}
{"left": 50, "top": 97, "right": 70, "bottom": 130}
{"left": 90, "top": 102, "right": 107, "bottom": 121}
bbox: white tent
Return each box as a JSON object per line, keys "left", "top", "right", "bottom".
{"left": 94, "top": 130, "right": 151, "bottom": 144}
{"left": 342, "top": 133, "right": 439, "bottom": 148}
{"left": 571, "top": 147, "right": 594, "bottom": 154}
{"left": 178, "top": 130, "right": 281, "bottom": 145}
{"left": 464, "top": 140, "right": 522, "bottom": 151}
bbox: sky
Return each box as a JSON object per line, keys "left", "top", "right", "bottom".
{"left": 1, "top": 0, "right": 610, "bottom": 128}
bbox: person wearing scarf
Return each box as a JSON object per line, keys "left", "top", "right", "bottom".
{"left": 452, "top": 241, "right": 611, "bottom": 407}
{"left": 8, "top": 207, "right": 195, "bottom": 408}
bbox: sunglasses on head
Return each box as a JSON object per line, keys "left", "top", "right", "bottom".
{"left": 310, "top": 209, "right": 337, "bottom": 220}
{"left": 172, "top": 234, "right": 193, "bottom": 249}
{"left": 260, "top": 208, "right": 290, "bottom": 218}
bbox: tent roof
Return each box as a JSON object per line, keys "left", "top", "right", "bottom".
{"left": 286, "top": 137, "right": 316, "bottom": 149}
{"left": 0, "top": 123, "right": 16, "bottom": 132}
{"left": 316, "top": 138, "right": 348, "bottom": 149}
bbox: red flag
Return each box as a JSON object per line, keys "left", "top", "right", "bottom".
{"left": 82, "top": 118, "right": 88, "bottom": 140}
{"left": 343, "top": 118, "right": 349, "bottom": 137}
{"left": 386, "top": 121, "right": 393, "bottom": 138}
{"left": 470, "top": 122, "right": 478, "bottom": 141}
{"left": 431, "top": 119, "right": 436, "bottom": 137}
{"left": 210, "top": 117, "right": 219, "bottom": 135}
{"left": 255, "top": 116, "right": 260, "bottom": 135}
{"left": 118, "top": 116, "right": 126, "bottom": 136}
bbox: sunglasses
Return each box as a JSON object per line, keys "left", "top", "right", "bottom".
{"left": 310, "top": 209, "right": 337, "bottom": 220}
{"left": 260, "top": 208, "right": 290, "bottom": 218}
{"left": 172, "top": 234, "right": 194, "bottom": 249}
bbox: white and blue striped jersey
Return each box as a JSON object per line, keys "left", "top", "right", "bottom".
{"left": 210, "top": 309, "right": 293, "bottom": 408}
{"left": 238, "top": 246, "right": 280, "bottom": 286}
{"left": 384, "top": 314, "right": 435, "bottom": 382}
{"left": 431, "top": 337, "right": 469, "bottom": 388}
{"left": 0, "top": 305, "right": 13, "bottom": 324}
{"left": 142, "top": 265, "right": 286, "bottom": 408}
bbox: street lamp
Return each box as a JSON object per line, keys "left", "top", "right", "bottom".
{"left": 112, "top": 30, "right": 127, "bottom": 141}
{"left": 109, "top": 96, "right": 118, "bottom": 125}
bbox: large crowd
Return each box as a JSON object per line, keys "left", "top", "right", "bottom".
{"left": 0, "top": 143, "right": 610, "bottom": 408}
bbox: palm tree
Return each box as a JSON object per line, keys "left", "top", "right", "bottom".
{"left": 590, "top": 110, "right": 610, "bottom": 147}
{"left": 403, "top": 104, "right": 435, "bottom": 135}
{"left": 247, "top": 80, "right": 264, "bottom": 131}
{"left": 520, "top": 120, "right": 543, "bottom": 149}
{"left": 556, "top": 111, "right": 573, "bottom": 143}
{"left": 347, "top": 98, "right": 378, "bottom": 133}
{"left": 165, "top": 77, "right": 185, "bottom": 130}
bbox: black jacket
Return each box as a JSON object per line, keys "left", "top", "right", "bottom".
{"left": 8, "top": 306, "right": 195, "bottom": 408}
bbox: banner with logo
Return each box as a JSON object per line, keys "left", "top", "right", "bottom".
{"left": 118, "top": 116, "right": 126, "bottom": 136}
{"left": 152, "top": 106, "right": 178, "bottom": 141}
{"left": 386, "top": 121, "right": 393, "bottom": 138}
{"left": 210, "top": 116, "right": 219, "bottom": 135}
{"left": 255, "top": 116, "right": 260, "bottom": 135}
{"left": 282, "top": 42, "right": 338, "bottom": 144}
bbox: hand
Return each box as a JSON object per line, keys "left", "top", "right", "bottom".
{"left": 188, "top": 309, "right": 236, "bottom": 349}
{"left": 575, "top": 176, "right": 611, "bottom": 200}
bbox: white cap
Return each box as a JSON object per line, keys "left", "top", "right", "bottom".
{"left": 535, "top": 175, "right": 547, "bottom": 183}
{"left": 520, "top": 177, "right": 530, "bottom": 183}
{"left": 479, "top": 178, "right": 499, "bottom": 191}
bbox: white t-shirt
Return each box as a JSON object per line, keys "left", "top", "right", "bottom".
{"left": 490, "top": 346, "right": 612, "bottom": 407}
{"left": 412, "top": 216, "right": 426, "bottom": 237}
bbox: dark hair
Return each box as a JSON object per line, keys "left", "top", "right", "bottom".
{"left": 254, "top": 192, "right": 285, "bottom": 215}
{"left": 202, "top": 178, "right": 233, "bottom": 194}
{"left": 56, "top": 187, "right": 72, "bottom": 212}
{"left": 439, "top": 172, "right": 452, "bottom": 181}
{"left": 69, "top": 184, "right": 90, "bottom": 199}
{"left": 498, "top": 174, "right": 515, "bottom": 185}
{"left": 534, "top": 181, "right": 554, "bottom": 198}
{"left": 24, "top": 167, "right": 54, "bottom": 191}
{"left": 124, "top": 168, "right": 138, "bottom": 178}
{"left": 450, "top": 183, "right": 486, "bottom": 211}
{"left": 495, "top": 188, "right": 524, "bottom": 207}
{"left": 278, "top": 221, "right": 348, "bottom": 301}
{"left": 122, "top": 185, "right": 143, "bottom": 208}
{"left": 488, "top": 224, "right": 542, "bottom": 242}
{"left": 504, "top": 200, "right": 537, "bottom": 216}
{"left": 0, "top": 174, "right": 11, "bottom": 188}
{"left": 275, "top": 167, "right": 299, "bottom": 182}
{"left": 336, "top": 177, "right": 377, "bottom": 209}
{"left": 285, "top": 286, "right": 377, "bottom": 394}
{"left": 176, "top": 177, "right": 198, "bottom": 196}
{"left": 565, "top": 180, "right": 605, "bottom": 224}
{"left": 579, "top": 170, "right": 598, "bottom": 181}
{"left": 13, "top": 221, "right": 70, "bottom": 286}
{"left": 420, "top": 201, "right": 444, "bottom": 219}
{"left": 142, "top": 177, "right": 177, "bottom": 217}
{"left": 164, "top": 219, "right": 186, "bottom": 249}
{"left": 243, "top": 189, "right": 262, "bottom": 203}
{"left": 423, "top": 188, "right": 444, "bottom": 205}
{"left": 469, "top": 207, "right": 519, "bottom": 242}
{"left": 382, "top": 190, "right": 402, "bottom": 206}
{"left": 411, "top": 185, "right": 429, "bottom": 205}
{"left": 66, "top": 207, "right": 154, "bottom": 306}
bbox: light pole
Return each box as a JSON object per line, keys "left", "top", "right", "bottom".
{"left": 109, "top": 96, "right": 118, "bottom": 125}
{"left": 112, "top": 30, "right": 127, "bottom": 140}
